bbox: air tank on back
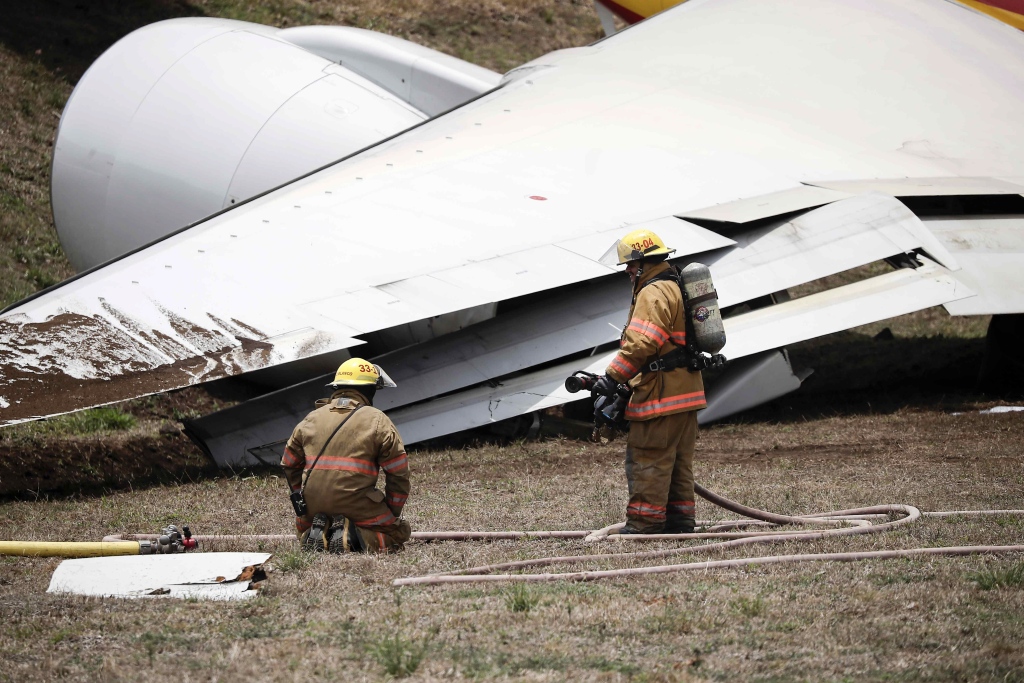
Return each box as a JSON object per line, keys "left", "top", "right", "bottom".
{"left": 680, "top": 262, "right": 726, "bottom": 355}
{"left": 51, "top": 18, "right": 499, "bottom": 272}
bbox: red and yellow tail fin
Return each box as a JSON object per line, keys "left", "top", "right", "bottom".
{"left": 595, "top": 0, "right": 1024, "bottom": 31}
{"left": 958, "top": 0, "right": 1024, "bottom": 30}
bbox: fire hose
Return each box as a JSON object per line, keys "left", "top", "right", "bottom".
{"left": 0, "top": 525, "right": 197, "bottom": 557}
{"left": 88, "top": 485, "right": 1024, "bottom": 587}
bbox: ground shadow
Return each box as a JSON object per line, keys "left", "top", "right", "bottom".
{"left": 0, "top": 0, "right": 204, "bottom": 83}
{"left": 713, "top": 330, "right": 1014, "bottom": 425}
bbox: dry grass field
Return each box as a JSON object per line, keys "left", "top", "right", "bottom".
{"left": 1, "top": 400, "right": 1023, "bottom": 682}
{"left": 1, "top": 2, "right": 1023, "bottom": 681}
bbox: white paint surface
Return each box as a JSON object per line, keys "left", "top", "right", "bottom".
{"left": 47, "top": 552, "right": 272, "bottom": 601}
{"left": 4, "top": 0, "right": 1024, "bottom": 428}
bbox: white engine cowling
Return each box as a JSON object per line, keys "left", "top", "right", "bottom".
{"left": 51, "top": 18, "right": 498, "bottom": 272}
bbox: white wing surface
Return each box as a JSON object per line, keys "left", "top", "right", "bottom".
{"left": 4, "top": 0, "right": 1024, "bottom": 431}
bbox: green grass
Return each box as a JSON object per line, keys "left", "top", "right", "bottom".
{"left": 970, "top": 563, "right": 1024, "bottom": 591}
{"left": 503, "top": 582, "right": 540, "bottom": 613}
{"left": 272, "top": 550, "right": 315, "bottom": 574}
{"left": 732, "top": 594, "right": 766, "bottom": 617}
{"left": 50, "top": 407, "right": 137, "bottom": 434}
{"left": 369, "top": 630, "right": 430, "bottom": 678}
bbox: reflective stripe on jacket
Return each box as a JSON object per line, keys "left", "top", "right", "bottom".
{"left": 605, "top": 261, "right": 706, "bottom": 420}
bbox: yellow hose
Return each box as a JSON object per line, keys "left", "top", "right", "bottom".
{"left": 0, "top": 541, "right": 139, "bottom": 558}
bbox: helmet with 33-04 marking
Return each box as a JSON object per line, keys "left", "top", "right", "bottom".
{"left": 600, "top": 228, "right": 676, "bottom": 266}
{"left": 326, "top": 358, "right": 397, "bottom": 389}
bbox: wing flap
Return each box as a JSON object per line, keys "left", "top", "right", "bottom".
{"left": 720, "top": 259, "right": 973, "bottom": 359}
{"left": 389, "top": 259, "right": 973, "bottom": 443}
{"left": 677, "top": 185, "right": 853, "bottom": 225}
{"left": 707, "top": 193, "right": 958, "bottom": 306}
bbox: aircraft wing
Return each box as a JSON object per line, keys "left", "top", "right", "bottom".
{"left": 3, "top": 0, "right": 1024, "bottom": 433}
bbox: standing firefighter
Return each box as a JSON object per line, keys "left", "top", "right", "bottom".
{"left": 281, "top": 358, "right": 412, "bottom": 553}
{"left": 595, "top": 229, "right": 708, "bottom": 535}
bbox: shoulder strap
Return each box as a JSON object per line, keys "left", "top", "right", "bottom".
{"left": 300, "top": 405, "right": 364, "bottom": 492}
{"left": 637, "top": 266, "right": 681, "bottom": 292}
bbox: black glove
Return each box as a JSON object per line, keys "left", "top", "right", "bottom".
{"left": 592, "top": 374, "right": 618, "bottom": 397}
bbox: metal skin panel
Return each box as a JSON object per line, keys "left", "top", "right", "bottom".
{"left": 804, "top": 177, "right": 1024, "bottom": 196}
{"left": 555, "top": 217, "right": 736, "bottom": 262}
{"left": 719, "top": 259, "right": 974, "bottom": 359}
{"left": 277, "top": 26, "right": 502, "bottom": 116}
{"left": 5, "top": 0, "right": 1024, "bottom": 428}
{"left": 302, "top": 246, "right": 610, "bottom": 334}
{"left": 694, "top": 350, "right": 805, "bottom": 425}
{"left": 225, "top": 70, "right": 427, "bottom": 205}
{"left": 678, "top": 185, "right": 853, "bottom": 224}
{"left": 924, "top": 216, "right": 1024, "bottom": 314}
{"left": 703, "top": 193, "right": 958, "bottom": 307}
{"left": 189, "top": 276, "right": 633, "bottom": 466}
{"left": 47, "top": 553, "right": 271, "bottom": 601}
{"left": 389, "top": 260, "right": 975, "bottom": 444}
{"left": 194, "top": 255, "right": 974, "bottom": 465}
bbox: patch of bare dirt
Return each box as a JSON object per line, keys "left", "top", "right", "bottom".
{"left": 0, "top": 387, "right": 224, "bottom": 498}
{"left": 0, "top": 429, "right": 213, "bottom": 498}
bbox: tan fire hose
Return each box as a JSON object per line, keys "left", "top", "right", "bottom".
{"left": 392, "top": 484, "right": 1024, "bottom": 586}
{"left": 92, "top": 483, "right": 1024, "bottom": 587}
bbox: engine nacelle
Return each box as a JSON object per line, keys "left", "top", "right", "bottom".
{"left": 51, "top": 18, "right": 498, "bottom": 272}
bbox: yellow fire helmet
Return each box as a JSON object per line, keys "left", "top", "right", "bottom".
{"left": 599, "top": 228, "right": 676, "bottom": 266}
{"left": 326, "top": 358, "right": 397, "bottom": 389}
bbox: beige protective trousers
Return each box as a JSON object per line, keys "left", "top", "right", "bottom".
{"left": 624, "top": 409, "right": 698, "bottom": 533}
{"left": 341, "top": 517, "right": 412, "bottom": 554}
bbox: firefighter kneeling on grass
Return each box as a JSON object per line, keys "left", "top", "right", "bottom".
{"left": 281, "top": 358, "right": 411, "bottom": 553}
{"left": 596, "top": 229, "right": 709, "bottom": 535}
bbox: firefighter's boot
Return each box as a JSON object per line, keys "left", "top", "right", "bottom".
{"left": 327, "top": 516, "right": 365, "bottom": 553}
{"left": 664, "top": 516, "right": 696, "bottom": 534}
{"left": 303, "top": 513, "right": 332, "bottom": 552}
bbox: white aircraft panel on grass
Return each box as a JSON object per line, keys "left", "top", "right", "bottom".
{"left": 47, "top": 553, "right": 271, "bottom": 601}
{"left": 3, "top": 0, "right": 1024, "bottom": 432}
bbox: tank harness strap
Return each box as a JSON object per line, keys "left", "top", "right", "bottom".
{"left": 687, "top": 290, "right": 718, "bottom": 306}
{"left": 644, "top": 346, "right": 690, "bottom": 374}
{"left": 637, "top": 267, "right": 693, "bottom": 374}
{"left": 637, "top": 269, "right": 681, "bottom": 292}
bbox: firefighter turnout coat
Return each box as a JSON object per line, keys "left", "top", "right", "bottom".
{"left": 605, "top": 260, "right": 706, "bottom": 533}
{"left": 281, "top": 390, "right": 411, "bottom": 551}
{"left": 605, "top": 261, "right": 706, "bottom": 418}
